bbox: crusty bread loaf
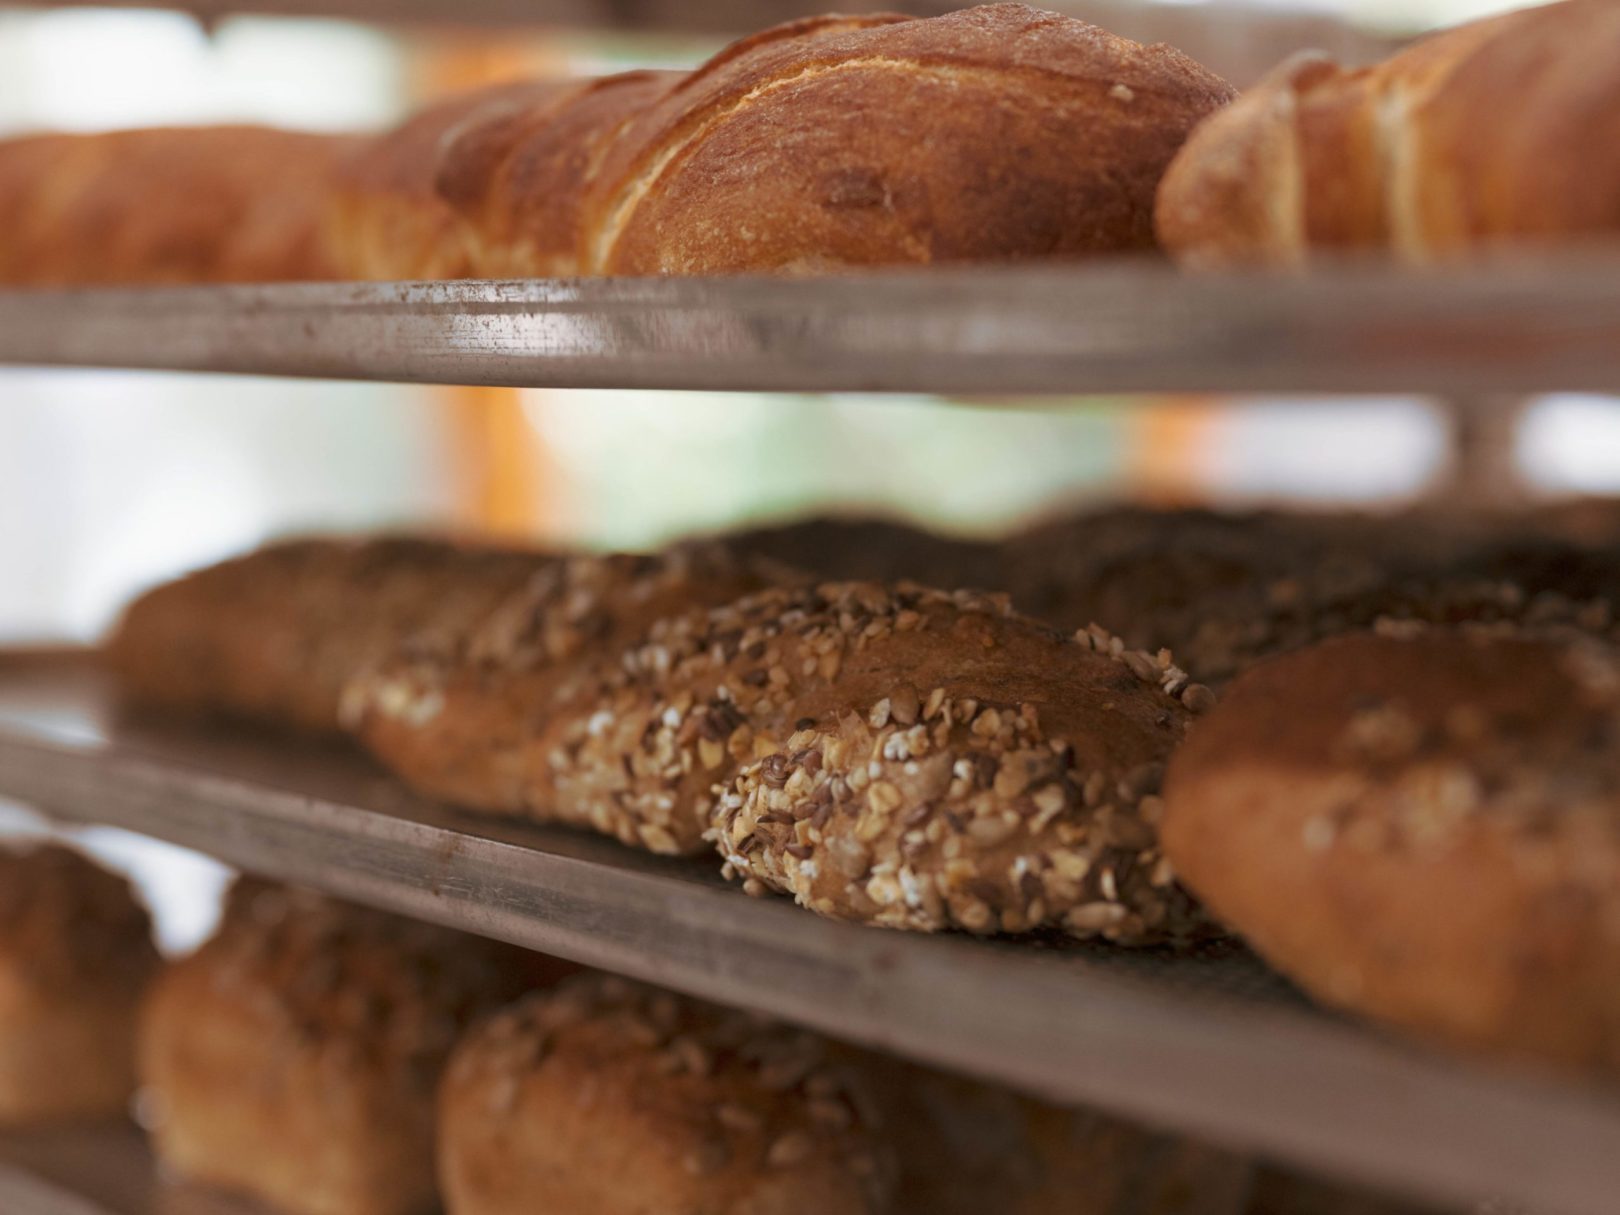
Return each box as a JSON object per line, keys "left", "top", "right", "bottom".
{"left": 0, "top": 6, "right": 1233, "bottom": 285}
{"left": 607, "top": 582, "right": 1212, "bottom": 941}
{"left": 1156, "top": 0, "right": 1620, "bottom": 266}
{"left": 0, "top": 843, "right": 159, "bottom": 1126}
{"left": 347, "top": 546, "right": 791, "bottom": 835}
{"left": 0, "top": 127, "right": 354, "bottom": 285}
{"left": 1162, "top": 628, "right": 1620, "bottom": 1074}
{"left": 138, "top": 882, "right": 574, "bottom": 1215}
{"left": 438, "top": 973, "right": 897, "bottom": 1215}
{"left": 108, "top": 536, "right": 550, "bottom": 734}
{"left": 562, "top": 4, "right": 1236, "bottom": 275}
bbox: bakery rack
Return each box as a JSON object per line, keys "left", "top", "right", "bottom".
{"left": 1, "top": 13, "right": 1619, "bottom": 1208}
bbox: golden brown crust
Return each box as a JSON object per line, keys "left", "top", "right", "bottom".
{"left": 585, "top": 4, "right": 1235, "bottom": 274}
{"left": 0, "top": 843, "right": 159, "bottom": 1126}
{"left": 347, "top": 546, "right": 793, "bottom": 837}
{"left": 0, "top": 127, "right": 354, "bottom": 285}
{"left": 1157, "top": 0, "right": 1620, "bottom": 265}
{"left": 1162, "top": 628, "right": 1620, "bottom": 1074}
{"left": 547, "top": 579, "right": 1212, "bottom": 940}
{"left": 107, "top": 536, "right": 550, "bottom": 734}
{"left": 324, "top": 81, "right": 574, "bottom": 280}
{"left": 139, "top": 883, "right": 571, "bottom": 1215}
{"left": 438, "top": 973, "right": 897, "bottom": 1215}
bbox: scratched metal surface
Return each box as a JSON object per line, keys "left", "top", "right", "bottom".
{"left": 0, "top": 259, "right": 1617, "bottom": 395}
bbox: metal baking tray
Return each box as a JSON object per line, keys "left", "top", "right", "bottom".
{"left": 1, "top": 650, "right": 1618, "bottom": 1215}
{"left": 0, "top": 260, "right": 1617, "bottom": 396}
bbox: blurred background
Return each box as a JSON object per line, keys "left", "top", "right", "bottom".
{"left": 0, "top": 0, "right": 1614, "bottom": 939}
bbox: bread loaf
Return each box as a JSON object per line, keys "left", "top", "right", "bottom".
{"left": 1156, "top": 0, "right": 1620, "bottom": 266}
{"left": 108, "top": 536, "right": 550, "bottom": 734}
{"left": 1162, "top": 628, "right": 1620, "bottom": 1074}
{"left": 0, "top": 5, "right": 1233, "bottom": 285}
{"left": 138, "top": 882, "right": 573, "bottom": 1215}
{"left": 582, "top": 581, "right": 1212, "bottom": 941}
{"left": 0, "top": 127, "right": 353, "bottom": 285}
{"left": 0, "top": 843, "right": 159, "bottom": 1126}
{"left": 347, "top": 546, "right": 791, "bottom": 832}
{"left": 438, "top": 973, "right": 897, "bottom": 1215}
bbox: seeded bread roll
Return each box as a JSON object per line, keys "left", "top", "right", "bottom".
{"left": 1155, "top": 0, "right": 1620, "bottom": 267}
{"left": 1162, "top": 628, "right": 1620, "bottom": 1074}
{"left": 108, "top": 537, "right": 550, "bottom": 734}
{"left": 139, "top": 883, "right": 574, "bottom": 1215}
{"left": 348, "top": 546, "right": 792, "bottom": 837}
{"left": 438, "top": 973, "right": 897, "bottom": 1215}
{"left": 0, "top": 843, "right": 159, "bottom": 1126}
{"left": 558, "top": 581, "right": 1212, "bottom": 941}
{"left": 0, "top": 127, "right": 353, "bottom": 285}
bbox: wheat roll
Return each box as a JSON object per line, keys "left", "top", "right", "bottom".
{"left": 139, "top": 883, "right": 573, "bottom": 1215}
{"left": 1163, "top": 628, "right": 1620, "bottom": 1074}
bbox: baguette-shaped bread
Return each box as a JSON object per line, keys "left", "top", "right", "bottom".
{"left": 0, "top": 844, "right": 159, "bottom": 1126}
{"left": 1156, "top": 0, "right": 1620, "bottom": 266}
{"left": 1162, "top": 628, "right": 1620, "bottom": 1075}
{"left": 107, "top": 537, "right": 550, "bottom": 734}
{"left": 347, "top": 546, "right": 792, "bottom": 829}
{"left": 0, "top": 127, "right": 353, "bottom": 285}
{"left": 341, "top": 5, "right": 1235, "bottom": 277}
{"left": 139, "top": 882, "right": 572, "bottom": 1215}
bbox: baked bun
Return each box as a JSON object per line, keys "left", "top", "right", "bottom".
{"left": 347, "top": 546, "right": 790, "bottom": 835}
{"left": 108, "top": 537, "right": 549, "bottom": 734}
{"left": 530, "top": 579, "right": 1211, "bottom": 941}
{"left": 1155, "top": 0, "right": 1620, "bottom": 266}
{"left": 438, "top": 973, "right": 896, "bottom": 1215}
{"left": 139, "top": 883, "right": 573, "bottom": 1215}
{"left": 1162, "top": 628, "right": 1620, "bottom": 1074}
{"left": 0, "top": 843, "right": 159, "bottom": 1126}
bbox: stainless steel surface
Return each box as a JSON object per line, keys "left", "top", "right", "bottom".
{"left": 0, "top": 1124, "right": 259, "bottom": 1215}
{"left": 2, "top": 260, "right": 1619, "bottom": 395}
{"left": 0, "top": 652, "right": 1617, "bottom": 1215}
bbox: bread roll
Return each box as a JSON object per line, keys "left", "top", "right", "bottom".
{"left": 108, "top": 536, "right": 550, "bottom": 734}
{"left": 1156, "top": 0, "right": 1620, "bottom": 266}
{"left": 438, "top": 973, "right": 897, "bottom": 1215}
{"left": 0, "top": 843, "right": 159, "bottom": 1126}
{"left": 0, "top": 127, "right": 353, "bottom": 285}
{"left": 631, "top": 583, "right": 1211, "bottom": 941}
{"left": 347, "top": 545, "right": 791, "bottom": 834}
{"left": 1162, "top": 628, "right": 1620, "bottom": 1074}
{"left": 138, "top": 882, "right": 573, "bottom": 1215}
